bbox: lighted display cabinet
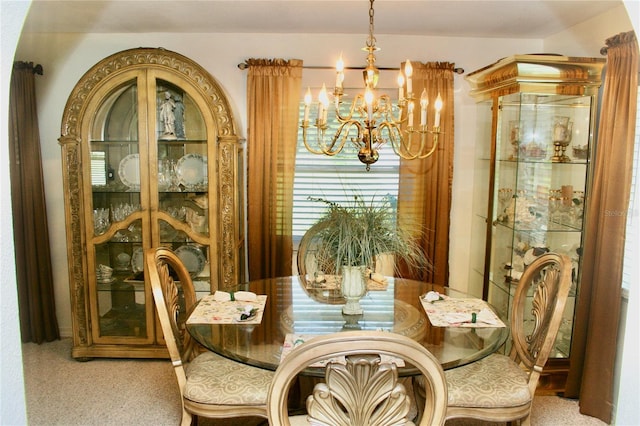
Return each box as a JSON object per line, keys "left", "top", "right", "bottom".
{"left": 465, "top": 55, "right": 604, "bottom": 391}
{"left": 59, "top": 48, "right": 245, "bottom": 359}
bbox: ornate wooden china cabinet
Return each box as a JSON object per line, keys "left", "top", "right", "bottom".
{"left": 465, "top": 55, "right": 605, "bottom": 392}
{"left": 59, "top": 48, "right": 245, "bottom": 359}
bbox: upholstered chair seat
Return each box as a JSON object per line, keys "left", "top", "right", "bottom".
{"left": 184, "top": 351, "right": 273, "bottom": 406}
{"left": 444, "top": 354, "right": 530, "bottom": 409}
{"left": 416, "top": 353, "right": 530, "bottom": 412}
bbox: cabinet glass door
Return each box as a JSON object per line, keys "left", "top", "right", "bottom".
{"left": 87, "top": 75, "right": 154, "bottom": 342}
{"left": 488, "top": 92, "right": 593, "bottom": 358}
{"left": 152, "top": 78, "right": 211, "bottom": 299}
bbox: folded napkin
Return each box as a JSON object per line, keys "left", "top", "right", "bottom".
{"left": 369, "top": 272, "right": 387, "bottom": 285}
{"left": 212, "top": 290, "right": 257, "bottom": 302}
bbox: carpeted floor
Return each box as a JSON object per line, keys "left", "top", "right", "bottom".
{"left": 22, "top": 338, "right": 608, "bottom": 426}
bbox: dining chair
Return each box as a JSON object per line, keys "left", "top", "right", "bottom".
{"left": 267, "top": 330, "right": 448, "bottom": 426}
{"left": 145, "top": 247, "right": 274, "bottom": 426}
{"left": 297, "top": 222, "right": 395, "bottom": 280}
{"left": 297, "top": 221, "right": 334, "bottom": 279}
{"left": 414, "top": 252, "right": 573, "bottom": 425}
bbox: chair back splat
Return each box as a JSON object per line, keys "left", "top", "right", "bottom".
{"left": 510, "top": 252, "right": 573, "bottom": 395}
{"left": 267, "top": 330, "right": 447, "bottom": 426}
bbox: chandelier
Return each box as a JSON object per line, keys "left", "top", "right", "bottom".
{"left": 301, "top": 0, "right": 443, "bottom": 171}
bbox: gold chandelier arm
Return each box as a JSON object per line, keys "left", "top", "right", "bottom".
{"left": 301, "top": 123, "right": 331, "bottom": 155}
{"left": 390, "top": 129, "right": 440, "bottom": 160}
{"left": 301, "top": 120, "right": 365, "bottom": 157}
{"left": 335, "top": 93, "right": 367, "bottom": 123}
{"left": 417, "top": 131, "right": 439, "bottom": 159}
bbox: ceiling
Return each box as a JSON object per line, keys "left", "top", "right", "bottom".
{"left": 22, "top": 0, "right": 624, "bottom": 39}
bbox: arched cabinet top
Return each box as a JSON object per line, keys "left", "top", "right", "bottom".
{"left": 60, "top": 47, "right": 238, "bottom": 139}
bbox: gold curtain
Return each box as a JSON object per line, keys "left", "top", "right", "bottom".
{"left": 397, "top": 62, "right": 455, "bottom": 285}
{"left": 9, "top": 62, "right": 59, "bottom": 343}
{"left": 565, "top": 31, "right": 638, "bottom": 423}
{"left": 246, "top": 58, "right": 303, "bottom": 280}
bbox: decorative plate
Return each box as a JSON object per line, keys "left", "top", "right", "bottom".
{"left": 131, "top": 247, "right": 144, "bottom": 274}
{"left": 175, "top": 244, "right": 206, "bottom": 277}
{"left": 176, "top": 153, "right": 207, "bottom": 187}
{"left": 118, "top": 154, "right": 140, "bottom": 189}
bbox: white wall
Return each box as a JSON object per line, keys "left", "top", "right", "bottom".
{"left": 545, "top": 4, "right": 634, "bottom": 55}
{"left": 14, "top": 31, "right": 542, "bottom": 336}
{"left": 1, "top": 2, "right": 29, "bottom": 425}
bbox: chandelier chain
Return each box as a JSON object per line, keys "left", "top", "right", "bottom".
{"left": 367, "top": 0, "right": 376, "bottom": 49}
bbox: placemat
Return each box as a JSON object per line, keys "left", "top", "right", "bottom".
{"left": 420, "top": 295, "right": 506, "bottom": 328}
{"left": 186, "top": 293, "right": 267, "bottom": 325}
{"left": 281, "top": 333, "right": 405, "bottom": 367}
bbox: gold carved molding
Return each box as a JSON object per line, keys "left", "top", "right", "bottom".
{"left": 60, "top": 47, "right": 237, "bottom": 138}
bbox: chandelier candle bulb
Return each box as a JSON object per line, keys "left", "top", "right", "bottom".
{"left": 397, "top": 74, "right": 405, "bottom": 101}
{"left": 365, "top": 89, "right": 374, "bottom": 122}
{"left": 336, "top": 54, "right": 344, "bottom": 90}
{"left": 318, "top": 84, "right": 329, "bottom": 124}
{"left": 420, "top": 89, "right": 428, "bottom": 127}
{"left": 405, "top": 60, "right": 413, "bottom": 95}
{"left": 434, "top": 93, "right": 443, "bottom": 128}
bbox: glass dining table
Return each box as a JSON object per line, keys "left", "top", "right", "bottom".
{"left": 186, "top": 275, "right": 509, "bottom": 377}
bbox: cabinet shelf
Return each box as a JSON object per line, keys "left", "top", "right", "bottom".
{"left": 494, "top": 219, "right": 583, "bottom": 233}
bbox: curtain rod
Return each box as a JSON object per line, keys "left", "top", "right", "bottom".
{"left": 238, "top": 62, "right": 464, "bottom": 74}
{"left": 14, "top": 61, "right": 44, "bottom": 75}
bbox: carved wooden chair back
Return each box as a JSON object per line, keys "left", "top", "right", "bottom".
{"left": 267, "top": 330, "right": 447, "bottom": 426}
{"left": 145, "top": 247, "right": 200, "bottom": 365}
{"left": 297, "top": 221, "right": 335, "bottom": 279}
{"left": 509, "top": 252, "right": 573, "bottom": 394}
{"left": 146, "top": 247, "right": 273, "bottom": 425}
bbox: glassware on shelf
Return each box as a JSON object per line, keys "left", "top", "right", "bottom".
{"left": 158, "top": 158, "right": 178, "bottom": 191}
{"left": 497, "top": 188, "right": 513, "bottom": 213}
{"left": 570, "top": 191, "right": 585, "bottom": 226}
{"left": 111, "top": 203, "right": 140, "bottom": 222}
{"left": 508, "top": 121, "right": 521, "bottom": 160}
{"left": 93, "top": 208, "right": 110, "bottom": 235}
{"left": 551, "top": 116, "right": 574, "bottom": 163}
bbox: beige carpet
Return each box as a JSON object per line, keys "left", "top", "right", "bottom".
{"left": 22, "top": 339, "right": 608, "bottom": 426}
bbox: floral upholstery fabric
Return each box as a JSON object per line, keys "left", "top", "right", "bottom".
{"left": 443, "top": 354, "right": 531, "bottom": 408}
{"left": 184, "top": 352, "right": 274, "bottom": 405}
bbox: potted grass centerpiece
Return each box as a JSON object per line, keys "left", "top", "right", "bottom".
{"left": 307, "top": 194, "right": 429, "bottom": 315}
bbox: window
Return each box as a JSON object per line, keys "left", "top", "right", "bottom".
{"left": 90, "top": 151, "right": 107, "bottom": 186}
{"left": 292, "top": 87, "right": 401, "bottom": 240}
